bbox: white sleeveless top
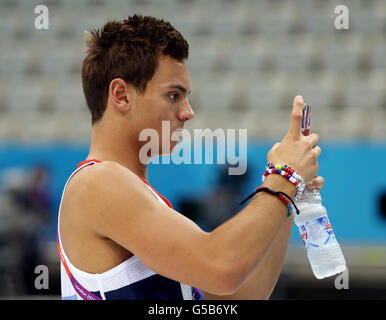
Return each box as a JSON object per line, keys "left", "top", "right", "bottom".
{"left": 57, "top": 160, "right": 203, "bottom": 300}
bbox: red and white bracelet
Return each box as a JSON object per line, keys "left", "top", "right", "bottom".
{"left": 262, "top": 162, "right": 305, "bottom": 201}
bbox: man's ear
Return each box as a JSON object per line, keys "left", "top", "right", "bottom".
{"left": 109, "top": 78, "right": 130, "bottom": 113}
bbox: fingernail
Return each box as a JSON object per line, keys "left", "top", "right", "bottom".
{"left": 296, "top": 95, "right": 303, "bottom": 103}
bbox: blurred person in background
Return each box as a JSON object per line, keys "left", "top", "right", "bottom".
{"left": 0, "top": 165, "right": 52, "bottom": 296}
{"left": 22, "top": 165, "right": 52, "bottom": 294}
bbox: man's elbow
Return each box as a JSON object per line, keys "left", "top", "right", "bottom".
{"left": 209, "top": 269, "right": 275, "bottom": 299}
{"left": 205, "top": 263, "right": 246, "bottom": 296}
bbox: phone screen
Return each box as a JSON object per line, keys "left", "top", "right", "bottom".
{"left": 301, "top": 103, "right": 311, "bottom": 136}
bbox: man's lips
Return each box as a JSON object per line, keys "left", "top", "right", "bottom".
{"left": 171, "top": 128, "right": 185, "bottom": 140}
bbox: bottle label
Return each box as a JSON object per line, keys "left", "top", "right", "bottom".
{"left": 298, "top": 215, "right": 336, "bottom": 248}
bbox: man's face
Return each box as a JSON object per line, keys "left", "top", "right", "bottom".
{"left": 131, "top": 54, "right": 194, "bottom": 156}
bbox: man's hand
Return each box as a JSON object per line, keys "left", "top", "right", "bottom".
{"left": 267, "top": 95, "right": 322, "bottom": 184}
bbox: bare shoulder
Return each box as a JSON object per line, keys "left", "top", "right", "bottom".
{"left": 82, "top": 161, "right": 157, "bottom": 202}
{"left": 72, "top": 160, "right": 137, "bottom": 186}
{"left": 68, "top": 161, "right": 144, "bottom": 199}
{"left": 64, "top": 161, "right": 159, "bottom": 232}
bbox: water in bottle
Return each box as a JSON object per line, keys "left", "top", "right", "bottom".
{"left": 294, "top": 188, "right": 346, "bottom": 279}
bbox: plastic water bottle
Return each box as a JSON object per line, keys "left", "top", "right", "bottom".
{"left": 294, "top": 188, "right": 346, "bottom": 279}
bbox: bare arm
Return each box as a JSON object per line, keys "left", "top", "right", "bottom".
{"left": 203, "top": 177, "right": 325, "bottom": 300}
{"left": 203, "top": 214, "right": 294, "bottom": 300}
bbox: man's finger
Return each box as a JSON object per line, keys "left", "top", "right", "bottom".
{"left": 306, "top": 176, "right": 325, "bottom": 190}
{"left": 287, "top": 95, "right": 304, "bottom": 137}
{"left": 312, "top": 145, "right": 322, "bottom": 157}
{"left": 307, "top": 133, "right": 320, "bottom": 147}
{"left": 272, "top": 142, "right": 280, "bottom": 151}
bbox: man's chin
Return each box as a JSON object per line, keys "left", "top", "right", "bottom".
{"left": 160, "top": 140, "right": 181, "bottom": 156}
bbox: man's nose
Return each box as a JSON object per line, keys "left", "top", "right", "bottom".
{"left": 178, "top": 99, "right": 194, "bottom": 122}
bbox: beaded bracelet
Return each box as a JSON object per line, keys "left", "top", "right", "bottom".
{"left": 239, "top": 186, "right": 299, "bottom": 217}
{"left": 262, "top": 163, "right": 305, "bottom": 201}
{"left": 266, "top": 163, "right": 304, "bottom": 183}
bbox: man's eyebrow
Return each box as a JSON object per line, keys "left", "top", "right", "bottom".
{"left": 168, "top": 84, "right": 191, "bottom": 95}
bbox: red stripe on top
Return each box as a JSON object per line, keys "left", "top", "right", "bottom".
{"left": 76, "top": 159, "right": 174, "bottom": 209}
{"left": 138, "top": 177, "right": 174, "bottom": 209}
{"left": 77, "top": 158, "right": 101, "bottom": 168}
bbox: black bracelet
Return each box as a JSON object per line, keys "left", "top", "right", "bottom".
{"left": 239, "top": 187, "right": 300, "bottom": 217}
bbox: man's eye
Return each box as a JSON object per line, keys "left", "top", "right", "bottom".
{"left": 168, "top": 93, "right": 179, "bottom": 101}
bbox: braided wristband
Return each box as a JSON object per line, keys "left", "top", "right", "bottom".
{"left": 239, "top": 186, "right": 299, "bottom": 217}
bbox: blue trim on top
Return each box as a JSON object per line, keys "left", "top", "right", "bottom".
{"left": 103, "top": 274, "right": 185, "bottom": 300}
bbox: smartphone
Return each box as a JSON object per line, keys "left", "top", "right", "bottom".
{"left": 301, "top": 103, "right": 311, "bottom": 136}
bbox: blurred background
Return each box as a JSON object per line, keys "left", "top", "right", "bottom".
{"left": 0, "top": 0, "right": 385, "bottom": 299}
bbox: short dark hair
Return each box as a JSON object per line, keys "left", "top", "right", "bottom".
{"left": 82, "top": 14, "right": 189, "bottom": 125}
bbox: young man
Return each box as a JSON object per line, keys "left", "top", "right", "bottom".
{"left": 58, "top": 15, "right": 323, "bottom": 300}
